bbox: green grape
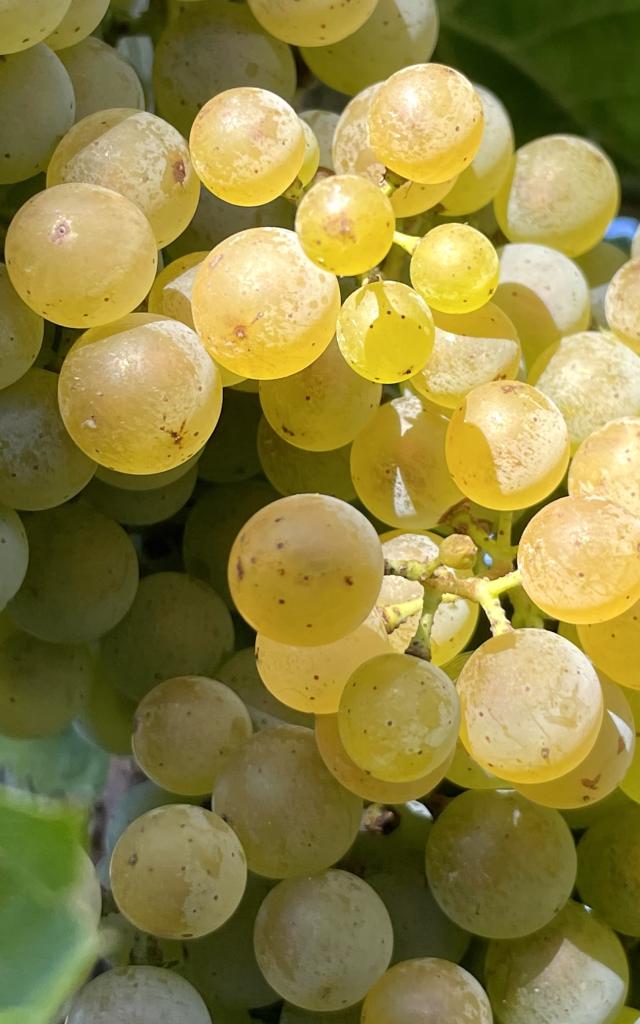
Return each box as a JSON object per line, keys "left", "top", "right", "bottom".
{"left": 83, "top": 464, "right": 198, "bottom": 526}
{"left": 563, "top": 787, "right": 634, "bottom": 831}
{"left": 229, "top": 493, "right": 382, "bottom": 645}
{"left": 247, "top": 0, "right": 378, "bottom": 46}
{"left": 58, "top": 37, "right": 145, "bottom": 121}
{"left": 111, "top": 804, "right": 247, "bottom": 939}
{"left": 6, "top": 183, "right": 157, "bottom": 327}
{"left": 75, "top": 660, "right": 136, "bottom": 756}
{"left": 192, "top": 227, "right": 340, "bottom": 380}
{"left": 446, "top": 740, "right": 503, "bottom": 790}
{"left": 133, "top": 675, "right": 252, "bottom": 796}
{"left": 362, "top": 959, "right": 492, "bottom": 1024}
{"left": 190, "top": 88, "right": 304, "bottom": 207}
{"left": 494, "top": 134, "right": 620, "bottom": 257}
{"left": 492, "top": 243, "right": 591, "bottom": 368}
{"left": 217, "top": 647, "right": 311, "bottom": 730}
{"left": 48, "top": 108, "right": 200, "bottom": 249}
{"left": 280, "top": 1005, "right": 361, "bottom": 1024}
{"left": 412, "top": 304, "right": 521, "bottom": 409}
{"left": 529, "top": 330, "right": 640, "bottom": 449}
{"left": 154, "top": 0, "right": 296, "bottom": 138}
{"left": 295, "top": 174, "right": 395, "bottom": 276}
{"left": 605, "top": 258, "right": 640, "bottom": 351}
{"left": 297, "top": 119, "right": 320, "bottom": 186}
{"left": 196, "top": 391, "right": 261, "bottom": 483}
{"left": 614, "top": 1010, "right": 640, "bottom": 1024}
{"left": 577, "top": 240, "right": 627, "bottom": 287}
{"left": 336, "top": 280, "right": 434, "bottom": 384}
{"left": 7, "top": 502, "right": 138, "bottom": 644}
{"left": 518, "top": 496, "right": 640, "bottom": 624}
{"left": 254, "top": 870, "right": 393, "bottom": 1011}
{"left": 410, "top": 223, "right": 499, "bottom": 315}
{"left": 213, "top": 724, "right": 362, "bottom": 878}
{"left": 259, "top": 338, "right": 381, "bottom": 452}
{"left": 0, "top": 44, "right": 75, "bottom": 183}
{"left": 301, "top": 0, "right": 438, "bottom": 96}
{"left": 368, "top": 64, "right": 484, "bottom": 185}
{"left": 578, "top": 598, "right": 640, "bottom": 690}
{"left": 0, "top": 504, "right": 28, "bottom": 609}
{"left": 255, "top": 614, "right": 389, "bottom": 714}
{"left": 0, "top": 0, "right": 71, "bottom": 54}
{"left": 66, "top": 966, "right": 212, "bottom": 1024}
{"left": 104, "top": 779, "right": 197, "bottom": 862}
{"left": 457, "top": 628, "right": 603, "bottom": 784}
{"left": 576, "top": 804, "right": 640, "bottom": 936}
{"left": 0, "top": 368, "right": 95, "bottom": 510}
{"left": 441, "top": 85, "right": 514, "bottom": 215}
{"left": 100, "top": 572, "right": 234, "bottom": 702}
{"left": 96, "top": 452, "right": 200, "bottom": 492}
{"left": 44, "top": 0, "right": 108, "bottom": 49}
{"left": 445, "top": 380, "right": 570, "bottom": 510}
{"left": 569, "top": 418, "right": 640, "bottom": 518}
{"left": 338, "top": 652, "right": 459, "bottom": 783}
{"left": 257, "top": 418, "right": 356, "bottom": 501}
{"left": 300, "top": 110, "right": 339, "bottom": 171}
{"left": 350, "top": 393, "right": 463, "bottom": 529}
{"left": 0, "top": 629, "right": 91, "bottom": 738}
{"left": 58, "top": 317, "right": 221, "bottom": 473}
{"left": 485, "top": 901, "right": 629, "bottom": 1024}
{"left": 0, "top": 262, "right": 44, "bottom": 389}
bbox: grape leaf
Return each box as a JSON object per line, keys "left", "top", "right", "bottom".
{"left": 0, "top": 726, "right": 109, "bottom": 805}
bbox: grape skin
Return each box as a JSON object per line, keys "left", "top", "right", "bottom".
{"left": 569, "top": 417, "right": 640, "bottom": 518}
{"left": 0, "top": 0, "right": 72, "bottom": 54}
{"left": 410, "top": 223, "right": 499, "bottom": 315}
{"left": 257, "top": 418, "right": 356, "bottom": 502}
{"left": 362, "top": 958, "right": 493, "bottom": 1024}
{"left": 0, "top": 262, "right": 44, "bottom": 390}
{"left": 247, "top": 0, "right": 379, "bottom": 47}
{"left": 58, "top": 37, "right": 145, "bottom": 121}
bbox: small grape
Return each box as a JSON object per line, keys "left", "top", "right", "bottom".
{"left": 44, "top": 0, "right": 109, "bottom": 50}
{"left": 0, "top": 262, "right": 44, "bottom": 390}
{"left": 297, "top": 119, "right": 320, "bottom": 186}
{"left": 441, "top": 85, "right": 514, "bottom": 215}
{"left": 65, "top": 966, "right": 212, "bottom": 1024}
{"left": 569, "top": 417, "right": 640, "bottom": 518}
{"left": 362, "top": 958, "right": 492, "bottom": 1024}
{"left": 605, "top": 258, "right": 640, "bottom": 351}
{"left": 247, "top": 0, "right": 379, "bottom": 46}
{"left": 58, "top": 37, "right": 145, "bottom": 121}
{"left": 0, "top": 504, "right": 28, "bottom": 609}
{"left": 410, "top": 223, "right": 499, "bottom": 314}
{"left": 257, "top": 416, "right": 356, "bottom": 501}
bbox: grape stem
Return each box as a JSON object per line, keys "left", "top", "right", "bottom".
{"left": 406, "top": 587, "right": 442, "bottom": 660}
{"left": 392, "top": 230, "right": 420, "bottom": 255}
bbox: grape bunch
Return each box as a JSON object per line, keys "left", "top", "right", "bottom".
{"left": 2, "top": 3, "right": 640, "bottom": 1024}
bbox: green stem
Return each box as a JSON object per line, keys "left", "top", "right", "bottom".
{"left": 406, "top": 588, "right": 442, "bottom": 661}
{"left": 380, "top": 596, "right": 424, "bottom": 633}
{"left": 393, "top": 230, "right": 419, "bottom": 255}
{"left": 510, "top": 585, "right": 546, "bottom": 629}
{"left": 384, "top": 553, "right": 440, "bottom": 583}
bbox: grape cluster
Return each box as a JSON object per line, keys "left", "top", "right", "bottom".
{"left": 2, "top": 4, "right": 640, "bottom": 1024}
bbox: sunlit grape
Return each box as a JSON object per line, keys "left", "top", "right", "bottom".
{"left": 409, "top": 223, "right": 499, "bottom": 314}
{"left": 569, "top": 417, "right": 640, "bottom": 518}
{"left": 44, "top": 0, "right": 108, "bottom": 49}
{"left": 297, "top": 119, "right": 320, "bottom": 187}
{"left": 66, "top": 966, "right": 212, "bottom": 1024}
{"left": 300, "top": 110, "right": 339, "bottom": 171}
{"left": 247, "top": 0, "right": 378, "bottom": 46}
{"left": 578, "top": 597, "right": 640, "bottom": 689}
{"left": 257, "top": 418, "right": 356, "bottom": 501}
{"left": 0, "top": 0, "right": 71, "bottom": 54}
{"left": 441, "top": 85, "right": 514, "bottom": 215}
{"left": 217, "top": 648, "right": 311, "bottom": 731}
{"left": 147, "top": 251, "right": 208, "bottom": 323}
{"left": 58, "top": 37, "right": 145, "bottom": 121}
{"left": 605, "top": 258, "right": 640, "bottom": 352}
{"left": 362, "top": 958, "right": 492, "bottom": 1024}
{"left": 0, "top": 262, "right": 43, "bottom": 390}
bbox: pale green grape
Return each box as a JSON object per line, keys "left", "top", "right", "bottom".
{"left": 111, "top": 804, "right": 247, "bottom": 939}
{"left": 485, "top": 901, "right": 629, "bottom": 1024}
{"left": 58, "top": 37, "right": 145, "bottom": 121}
{"left": 196, "top": 391, "right": 261, "bottom": 482}
{"left": 447, "top": 740, "right": 503, "bottom": 790}
{"left": 280, "top": 1005, "right": 360, "bottom": 1024}
{"left": 257, "top": 418, "right": 356, "bottom": 501}
{"left": 213, "top": 724, "right": 362, "bottom": 878}
{"left": 578, "top": 598, "right": 640, "bottom": 690}
{"left": 569, "top": 417, "right": 640, "bottom": 519}
{"left": 494, "top": 134, "right": 620, "bottom": 257}
{"left": 217, "top": 647, "right": 311, "bottom": 730}
{"left": 0, "top": 368, "right": 95, "bottom": 510}
{"left": 441, "top": 85, "right": 514, "bottom": 215}
{"left": 105, "top": 779, "right": 195, "bottom": 861}
{"left": 228, "top": 493, "right": 382, "bottom": 646}
{"left": 0, "top": 504, "right": 28, "bottom": 609}
{"left": 100, "top": 572, "right": 234, "bottom": 701}
{"left": 0, "top": 0, "right": 71, "bottom": 54}
{"left": 563, "top": 788, "right": 634, "bottom": 831}
{"left": 605, "top": 258, "right": 640, "bottom": 352}
{"left": 614, "top": 1010, "right": 640, "bottom": 1024}
{"left": 0, "top": 44, "right": 75, "bottom": 183}
{"left": 44, "top": 0, "right": 108, "bottom": 49}
{"left": 96, "top": 452, "right": 200, "bottom": 492}
{"left": 301, "top": 0, "right": 438, "bottom": 96}
{"left": 254, "top": 870, "right": 393, "bottom": 1011}
{"left": 83, "top": 464, "right": 198, "bottom": 526}
{"left": 66, "top": 966, "right": 212, "bottom": 1024}
{"left": 133, "top": 675, "right": 252, "bottom": 796}
{"left": 336, "top": 280, "right": 434, "bottom": 384}
{"left": 576, "top": 804, "right": 640, "bottom": 936}
{"left": 578, "top": 240, "right": 627, "bottom": 287}
{"left": 300, "top": 110, "right": 339, "bottom": 170}
{"left": 362, "top": 959, "right": 492, "bottom": 1024}
{"left": 247, "top": 0, "right": 378, "bottom": 46}
{"left": 0, "top": 263, "right": 44, "bottom": 389}
{"left": 297, "top": 119, "right": 320, "bottom": 186}
{"left": 75, "top": 660, "right": 136, "bottom": 756}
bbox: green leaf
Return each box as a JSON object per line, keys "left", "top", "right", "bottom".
{"left": 0, "top": 727, "right": 109, "bottom": 805}
{"left": 435, "top": 0, "right": 640, "bottom": 173}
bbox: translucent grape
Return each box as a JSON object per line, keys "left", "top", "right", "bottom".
{"left": 494, "top": 134, "right": 620, "bottom": 257}
{"left": 228, "top": 493, "right": 382, "bottom": 646}
{"left": 247, "top": 0, "right": 378, "bottom": 46}
{"left": 96, "top": 452, "right": 200, "bottom": 492}
{"left": 368, "top": 64, "right": 484, "bottom": 185}
{"left": 0, "top": 368, "right": 95, "bottom": 510}
{"left": 58, "top": 317, "right": 221, "bottom": 474}
{"left": 350, "top": 393, "right": 463, "bottom": 529}
{"left": 217, "top": 648, "right": 311, "bottom": 730}
{"left": 110, "top": 804, "right": 247, "bottom": 939}
{"left": 297, "top": 119, "right": 320, "bottom": 187}
{"left": 301, "top": 0, "right": 438, "bottom": 96}
{"left": 518, "top": 496, "right": 640, "bottom": 624}
{"left": 147, "top": 251, "right": 208, "bottom": 324}
{"left": 300, "top": 110, "right": 339, "bottom": 171}
{"left": 0, "top": 0, "right": 71, "bottom": 54}
{"left": 445, "top": 380, "right": 570, "bottom": 510}
{"left": 75, "top": 662, "right": 136, "bottom": 756}
{"left": 58, "top": 37, "right": 145, "bottom": 121}
{"left": 529, "top": 330, "right": 640, "bottom": 449}
{"left": 190, "top": 88, "right": 304, "bottom": 207}
{"left": 569, "top": 417, "right": 640, "bottom": 519}
{"left": 213, "top": 724, "right": 362, "bottom": 877}
{"left": 485, "top": 901, "right": 629, "bottom": 1024}
{"left": 100, "top": 572, "right": 234, "bottom": 702}
{"left": 336, "top": 280, "right": 434, "bottom": 384}
{"left": 44, "top": 0, "right": 108, "bottom": 49}
{"left": 410, "top": 223, "right": 499, "bottom": 314}
{"left": 257, "top": 418, "right": 356, "bottom": 501}
{"left": 254, "top": 870, "right": 393, "bottom": 1011}
{"left": 441, "top": 85, "right": 514, "bottom": 215}
{"left": 578, "top": 240, "right": 627, "bottom": 287}
{"left": 83, "top": 464, "right": 198, "bottom": 527}
{"left": 362, "top": 959, "right": 492, "bottom": 1024}
{"left": 66, "top": 966, "right": 212, "bottom": 1024}
{"left": 578, "top": 599, "right": 640, "bottom": 690}
{"left": 0, "top": 504, "right": 28, "bottom": 609}
{"left": 412, "top": 304, "right": 521, "bottom": 409}
{"left": 5, "top": 183, "right": 157, "bottom": 327}
{"left": 0, "top": 263, "right": 44, "bottom": 389}
{"left": 192, "top": 228, "right": 340, "bottom": 380}
{"left": 0, "top": 44, "right": 75, "bottom": 183}
{"left": 447, "top": 740, "right": 503, "bottom": 790}
{"left": 605, "top": 258, "right": 640, "bottom": 351}
{"left": 457, "top": 628, "right": 603, "bottom": 783}
{"left": 620, "top": 689, "right": 640, "bottom": 802}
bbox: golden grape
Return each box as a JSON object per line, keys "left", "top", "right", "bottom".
{"left": 441, "top": 85, "right": 514, "bottom": 215}
{"left": 247, "top": 0, "right": 378, "bottom": 46}
{"left": 605, "top": 258, "right": 640, "bottom": 351}
{"left": 362, "top": 959, "right": 492, "bottom": 1024}
{"left": 569, "top": 417, "right": 640, "bottom": 518}
{"left": 578, "top": 598, "right": 640, "bottom": 689}
{"left": 410, "top": 223, "right": 499, "bottom": 314}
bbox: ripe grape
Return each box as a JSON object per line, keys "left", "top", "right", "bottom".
{"left": 75, "top": 662, "right": 136, "bottom": 756}
{"left": 247, "top": 0, "right": 378, "bottom": 46}
{"left": 297, "top": 119, "right": 320, "bottom": 186}
{"left": 569, "top": 417, "right": 640, "bottom": 518}
{"left": 257, "top": 417, "right": 356, "bottom": 501}
{"left": 0, "top": 0, "right": 71, "bottom": 54}
{"left": 44, "top": 0, "right": 109, "bottom": 50}
{"left": 57, "top": 37, "right": 145, "bottom": 120}
{"left": 66, "top": 966, "right": 212, "bottom": 1024}
{"left": 0, "top": 263, "right": 44, "bottom": 389}
{"left": 147, "top": 251, "right": 208, "bottom": 325}
{"left": 578, "top": 599, "right": 640, "bottom": 689}
{"left": 0, "top": 504, "right": 28, "bottom": 609}
{"left": 605, "top": 258, "right": 640, "bottom": 351}
{"left": 410, "top": 223, "right": 499, "bottom": 314}
{"left": 362, "top": 958, "right": 492, "bottom": 1024}
{"left": 441, "top": 85, "right": 514, "bottom": 215}
{"left": 217, "top": 648, "right": 311, "bottom": 730}
{"left": 84, "top": 464, "right": 198, "bottom": 526}
{"left": 299, "top": 109, "right": 339, "bottom": 170}
{"left": 96, "top": 452, "right": 200, "bottom": 491}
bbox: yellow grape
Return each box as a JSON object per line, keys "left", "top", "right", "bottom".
{"left": 614, "top": 1010, "right": 640, "bottom": 1024}
{"left": 578, "top": 598, "right": 640, "bottom": 689}
{"left": 409, "top": 223, "right": 499, "bottom": 314}
{"left": 577, "top": 240, "right": 627, "bottom": 287}
{"left": 457, "top": 628, "right": 603, "bottom": 784}
{"left": 257, "top": 418, "right": 356, "bottom": 501}
{"left": 189, "top": 88, "right": 304, "bottom": 207}
{"left": 218, "top": 647, "right": 311, "bottom": 731}
{"left": 569, "top": 417, "right": 640, "bottom": 518}
{"left": 368, "top": 64, "right": 484, "bottom": 185}
{"left": 0, "top": 262, "right": 44, "bottom": 389}
{"left": 44, "top": 0, "right": 108, "bottom": 49}
{"left": 297, "top": 119, "right": 320, "bottom": 186}
{"left": 299, "top": 109, "right": 339, "bottom": 171}
{"left": 0, "top": 0, "right": 71, "bottom": 53}
{"left": 412, "top": 304, "right": 521, "bottom": 409}
{"left": 621, "top": 688, "right": 640, "bottom": 804}
{"left": 494, "top": 134, "right": 620, "bottom": 257}
{"left": 445, "top": 380, "right": 570, "bottom": 510}
{"left": 58, "top": 37, "right": 144, "bottom": 121}
{"left": 228, "top": 493, "right": 383, "bottom": 646}
{"left": 362, "top": 959, "right": 492, "bottom": 1024}
{"left": 441, "top": 85, "right": 514, "bottom": 216}
{"left": 605, "top": 258, "right": 640, "bottom": 351}
{"left": 5, "top": 183, "right": 157, "bottom": 327}
{"left": 246, "top": 0, "right": 378, "bottom": 46}
{"left": 530, "top": 330, "right": 640, "bottom": 450}
{"left": 350, "top": 393, "right": 463, "bottom": 529}
{"left": 192, "top": 227, "right": 340, "bottom": 380}
{"left": 337, "top": 280, "right": 434, "bottom": 384}
{"left": 110, "top": 804, "right": 247, "bottom": 939}
{"left": 295, "top": 174, "right": 395, "bottom": 276}
{"left": 518, "top": 496, "right": 640, "bottom": 624}
{"left": 58, "top": 317, "right": 221, "bottom": 474}
{"left": 83, "top": 464, "right": 198, "bottom": 527}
